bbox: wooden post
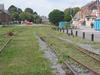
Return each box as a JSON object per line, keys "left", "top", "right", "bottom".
{"left": 66, "top": 29, "right": 68, "bottom": 34}
{"left": 91, "top": 34, "right": 94, "bottom": 41}
{"left": 76, "top": 31, "right": 78, "bottom": 36}
{"left": 60, "top": 28, "right": 61, "bottom": 32}
{"left": 63, "top": 28, "right": 64, "bottom": 32}
{"left": 83, "top": 32, "right": 85, "bottom": 39}
{"left": 71, "top": 29, "right": 73, "bottom": 35}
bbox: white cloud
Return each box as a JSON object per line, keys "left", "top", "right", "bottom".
{"left": 0, "top": 0, "right": 94, "bottom": 16}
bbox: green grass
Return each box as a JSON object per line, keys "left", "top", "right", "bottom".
{"left": 0, "top": 26, "right": 53, "bottom": 75}
{"left": 0, "top": 27, "right": 13, "bottom": 48}
{"left": 35, "top": 26, "right": 100, "bottom": 74}
{"left": 0, "top": 25, "right": 100, "bottom": 74}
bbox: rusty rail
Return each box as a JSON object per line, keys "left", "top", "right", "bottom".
{"left": 65, "top": 56, "right": 100, "bottom": 75}
{"left": 53, "top": 35, "right": 100, "bottom": 63}
{"left": 38, "top": 35, "right": 100, "bottom": 75}
{"left": 76, "top": 46, "right": 100, "bottom": 62}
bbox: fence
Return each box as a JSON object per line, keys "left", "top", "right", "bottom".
{"left": 58, "top": 28, "right": 100, "bottom": 42}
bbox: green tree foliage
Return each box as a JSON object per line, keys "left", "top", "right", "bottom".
{"left": 17, "top": 8, "right": 22, "bottom": 14}
{"left": 11, "top": 12, "right": 19, "bottom": 20}
{"left": 73, "top": 7, "right": 80, "bottom": 16}
{"left": 64, "top": 7, "right": 80, "bottom": 22}
{"left": 49, "top": 9, "right": 64, "bottom": 25}
{"left": 64, "top": 8, "right": 73, "bottom": 16}
{"left": 8, "top": 5, "right": 17, "bottom": 13}
{"left": 25, "top": 8, "right": 33, "bottom": 14}
{"left": 48, "top": 7, "right": 80, "bottom": 25}
{"left": 8, "top": 5, "right": 22, "bottom": 21}
{"left": 64, "top": 15, "right": 72, "bottom": 22}
{"left": 19, "top": 12, "right": 34, "bottom": 22}
{"left": 8, "top": 5, "right": 41, "bottom": 24}
{"left": 64, "top": 7, "right": 80, "bottom": 17}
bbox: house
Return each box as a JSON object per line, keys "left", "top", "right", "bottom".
{"left": 73, "top": 0, "right": 100, "bottom": 28}
{"left": 0, "top": 4, "right": 11, "bottom": 25}
{"left": 41, "top": 16, "right": 49, "bottom": 24}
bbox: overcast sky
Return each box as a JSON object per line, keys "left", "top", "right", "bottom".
{"left": 0, "top": 0, "right": 95, "bottom": 16}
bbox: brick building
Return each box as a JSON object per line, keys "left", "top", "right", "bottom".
{"left": 73, "top": 0, "right": 100, "bottom": 28}
{"left": 0, "top": 4, "right": 11, "bottom": 25}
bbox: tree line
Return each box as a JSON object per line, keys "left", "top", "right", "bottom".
{"left": 8, "top": 5, "right": 80, "bottom": 25}
{"left": 49, "top": 7, "right": 80, "bottom": 26}
{"left": 8, "top": 5, "right": 42, "bottom": 24}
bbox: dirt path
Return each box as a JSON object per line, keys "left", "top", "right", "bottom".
{"left": 36, "top": 36, "right": 65, "bottom": 75}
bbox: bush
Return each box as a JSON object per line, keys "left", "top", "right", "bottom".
{"left": 7, "top": 32, "right": 14, "bottom": 36}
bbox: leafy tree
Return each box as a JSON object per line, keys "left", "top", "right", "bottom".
{"left": 49, "top": 9, "right": 64, "bottom": 25}
{"left": 64, "top": 15, "right": 72, "bottom": 22}
{"left": 25, "top": 8, "right": 33, "bottom": 14}
{"left": 8, "top": 5, "right": 41, "bottom": 24}
{"left": 33, "top": 12, "right": 38, "bottom": 15}
{"left": 19, "top": 12, "right": 33, "bottom": 21}
{"left": 17, "top": 8, "right": 22, "bottom": 14}
{"left": 64, "top": 8, "right": 73, "bottom": 16}
{"left": 72, "top": 7, "right": 80, "bottom": 17}
{"left": 8, "top": 5, "right": 22, "bottom": 21}
{"left": 64, "top": 7, "right": 80, "bottom": 17}
{"left": 11, "top": 12, "right": 19, "bottom": 21}
{"left": 64, "top": 7, "right": 80, "bottom": 22}
{"left": 8, "top": 5, "right": 17, "bottom": 13}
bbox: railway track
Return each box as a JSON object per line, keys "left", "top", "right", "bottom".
{"left": 76, "top": 46, "right": 100, "bottom": 62}
{"left": 63, "top": 56, "right": 100, "bottom": 75}
{"left": 0, "top": 37, "right": 13, "bottom": 53}
{"left": 51, "top": 35, "right": 100, "bottom": 63}
{"left": 39, "top": 34, "right": 100, "bottom": 74}
{"left": 0, "top": 29, "right": 22, "bottom": 53}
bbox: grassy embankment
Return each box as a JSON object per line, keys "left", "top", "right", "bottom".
{"left": 0, "top": 26, "right": 53, "bottom": 75}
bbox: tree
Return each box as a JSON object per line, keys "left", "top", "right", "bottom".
{"left": 25, "top": 8, "right": 33, "bottom": 14}
{"left": 33, "top": 12, "right": 38, "bottom": 15}
{"left": 17, "top": 8, "right": 22, "bottom": 14}
{"left": 64, "top": 15, "right": 72, "bottom": 22}
{"left": 8, "top": 5, "right": 17, "bottom": 13}
{"left": 64, "top": 7, "right": 80, "bottom": 17}
{"left": 8, "top": 5, "right": 41, "bottom": 24}
{"left": 19, "top": 12, "right": 35, "bottom": 22}
{"left": 64, "top": 7, "right": 80, "bottom": 22}
{"left": 64, "top": 8, "right": 73, "bottom": 16}
{"left": 49, "top": 9, "right": 64, "bottom": 25}
{"left": 72, "top": 7, "right": 80, "bottom": 17}
{"left": 11, "top": 12, "right": 19, "bottom": 21}
{"left": 8, "top": 5, "right": 22, "bottom": 22}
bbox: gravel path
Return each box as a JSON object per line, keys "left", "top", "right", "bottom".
{"left": 37, "top": 36, "right": 65, "bottom": 75}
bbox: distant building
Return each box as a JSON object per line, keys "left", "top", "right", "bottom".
{"left": 41, "top": 16, "right": 49, "bottom": 24}
{"left": 0, "top": 4, "right": 11, "bottom": 25}
{"left": 73, "top": 0, "right": 100, "bottom": 28}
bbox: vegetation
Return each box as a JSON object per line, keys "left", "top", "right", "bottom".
{"left": 64, "top": 7, "right": 80, "bottom": 17}
{"left": 0, "top": 26, "right": 53, "bottom": 75}
{"left": 0, "top": 25, "right": 100, "bottom": 75}
{"left": 64, "top": 15, "right": 72, "bottom": 22}
{"left": 49, "top": 9, "right": 64, "bottom": 26}
{"left": 8, "top": 5, "right": 42, "bottom": 24}
{"left": 48, "top": 7, "right": 80, "bottom": 26}
{"left": 35, "top": 26, "right": 100, "bottom": 74}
